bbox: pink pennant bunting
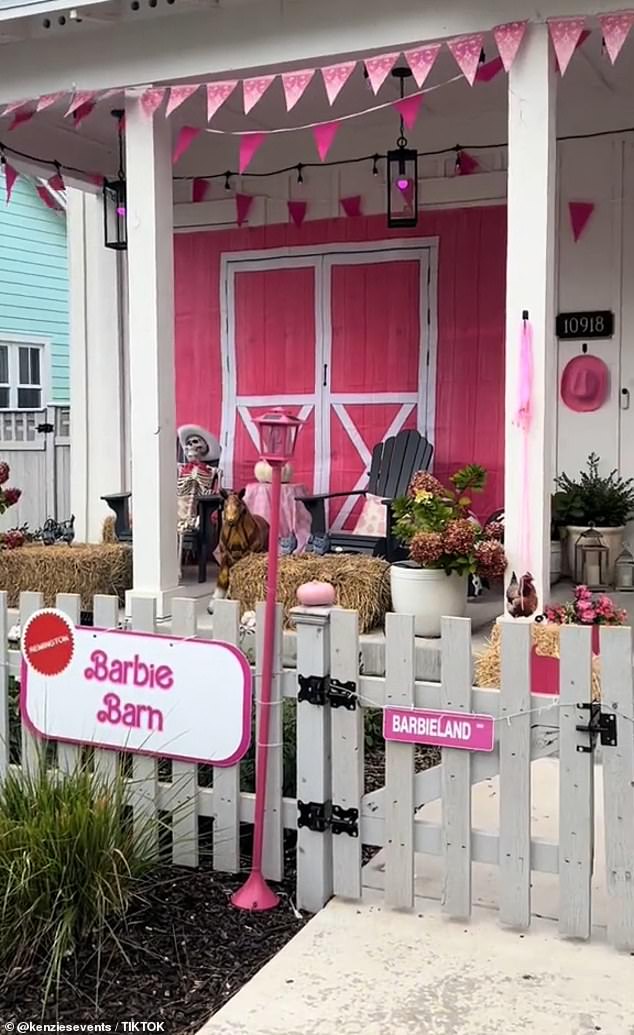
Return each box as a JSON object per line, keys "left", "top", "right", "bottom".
{"left": 404, "top": 44, "right": 441, "bottom": 88}
{"left": 569, "top": 201, "right": 594, "bottom": 242}
{"left": 88, "top": 173, "right": 106, "bottom": 188}
{"left": 9, "top": 108, "right": 35, "bottom": 131}
{"left": 282, "top": 68, "right": 315, "bottom": 111}
{"left": 166, "top": 84, "right": 200, "bottom": 117}
{"left": 2, "top": 99, "right": 28, "bottom": 116}
{"left": 48, "top": 171, "right": 65, "bottom": 191}
{"left": 37, "top": 92, "right": 65, "bottom": 113}
{"left": 65, "top": 91, "right": 96, "bottom": 117}
{"left": 172, "top": 126, "right": 200, "bottom": 164}
{"left": 73, "top": 100, "right": 96, "bottom": 127}
{"left": 476, "top": 57, "right": 504, "bottom": 82}
{"left": 236, "top": 193, "right": 253, "bottom": 227}
{"left": 288, "top": 200, "right": 307, "bottom": 227}
{"left": 447, "top": 34, "right": 484, "bottom": 86}
{"left": 36, "top": 185, "right": 62, "bottom": 212}
{"left": 548, "top": 17, "right": 586, "bottom": 75}
{"left": 206, "top": 80, "right": 238, "bottom": 121}
{"left": 313, "top": 121, "right": 339, "bottom": 162}
{"left": 340, "top": 195, "right": 362, "bottom": 218}
{"left": 493, "top": 21, "right": 527, "bottom": 72}
{"left": 320, "top": 60, "right": 356, "bottom": 104}
{"left": 456, "top": 150, "right": 479, "bottom": 175}
{"left": 364, "top": 52, "right": 399, "bottom": 94}
{"left": 141, "top": 88, "right": 166, "bottom": 119}
{"left": 599, "top": 11, "right": 634, "bottom": 64}
{"left": 243, "top": 74, "right": 275, "bottom": 114}
{"left": 192, "top": 177, "right": 209, "bottom": 203}
{"left": 4, "top": 163, "right": 18, "bottom": 204}
{"left": 393, "top": 94, "right": 423, "bottom": 131}
{"left": 239, "top": 132, "right": 266, "bottom": 173}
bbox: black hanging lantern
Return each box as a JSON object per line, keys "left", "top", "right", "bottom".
{"left": 103, "top": 109, "right": 127, "bottom": 250}
{"left": 387, "top": 67, "right": 418, "bottom": 229}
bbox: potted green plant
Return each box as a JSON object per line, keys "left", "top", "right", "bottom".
{"left": 390, "top": 466, "right": 506, "bottom": 637}
{"left": 555, "top": 453, "right": 634, "bottom": 583}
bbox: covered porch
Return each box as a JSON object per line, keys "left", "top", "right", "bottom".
{"left": 1, "top": 0, "right": 633, "bottom": 617}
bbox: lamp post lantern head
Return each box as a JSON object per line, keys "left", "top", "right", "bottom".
{"left": 255, "top": 409, "right": 303, "bottom": 465}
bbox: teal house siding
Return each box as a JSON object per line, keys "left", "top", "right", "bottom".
{"left": 0, "top": 173, "right": 68, "bottom": 403}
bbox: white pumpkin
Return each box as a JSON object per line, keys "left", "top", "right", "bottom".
{"left": 254, "top": 459, "right": 293, "bottom": 483}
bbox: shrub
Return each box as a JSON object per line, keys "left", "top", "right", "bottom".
{"left": 0, "top": 760, "right": 159, "bottom": 997}
{"left": 555, "top": 453, "right": 634, "bottom": 528}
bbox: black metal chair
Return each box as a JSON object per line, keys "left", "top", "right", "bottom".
{"left": 300, "top": 429, "right": 433, "bottom": 560}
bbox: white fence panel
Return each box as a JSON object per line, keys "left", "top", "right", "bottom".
{"left": 440, "top": 615, "right": 472, "bottom": 920}
{"left": 330, "top": 608, "right": 362, "bottom": 900}
{"left": 169, "top": 597, "right": 200, "bottom": 869}
{"left": 384, "top": 611, "right": 415, "bottom": 910}
{"left": 129, "top": 595, "right": 159, "bottom": 854}
{"left": 0, "top": 406, "right": 70, "bottom": 531}
{"left": 55, "top": 593, "right": 82, "bottom": 774}
{"left": 212, "top": 598, "right": 242, "bottom": 874}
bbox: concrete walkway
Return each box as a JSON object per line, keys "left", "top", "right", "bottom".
{"left": 202, "top": 891, "right": 633, "bottom": 1035}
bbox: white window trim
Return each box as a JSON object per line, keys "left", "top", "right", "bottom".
{"left": 0, "top": 333, "right": 52, "bottom": 410}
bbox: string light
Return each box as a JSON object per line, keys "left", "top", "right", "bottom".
{"left": 296, "top": 163, "right": 304, "bottom": 185}
{"left": 372, "top": 154, "right": 380, "bottom": 176}
{"left": 223, "top": 170, "right": 232, "bottom": 191}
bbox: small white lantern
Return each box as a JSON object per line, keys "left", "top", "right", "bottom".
{"left": 615, "top": 545, "right": 634, "bottom": 591}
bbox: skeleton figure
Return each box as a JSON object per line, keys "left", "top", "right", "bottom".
{"left": 176, "top": 424, "right": 222, "bottom": 534}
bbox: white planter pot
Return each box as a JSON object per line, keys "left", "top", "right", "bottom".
{"left": 550, "top": 540, "right": 562, "bottom": 585}
{"left": 390, "top": 563, "right": 468, "bottom": 638}
{"left": 565, "top": 525, "right": 625, "bottom": 585}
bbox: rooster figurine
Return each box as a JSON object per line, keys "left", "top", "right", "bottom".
{"left": 506, "top": 571, "right": 538, "bottom": 618}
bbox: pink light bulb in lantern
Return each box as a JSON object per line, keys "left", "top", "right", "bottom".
{"left": 396, "top": 176, "right": 410, "bottom": 191}
{"left": 116, "top": 204, "right": 126, "bottom": 217}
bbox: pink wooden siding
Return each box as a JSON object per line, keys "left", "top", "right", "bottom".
{"left": 174, "top": 206, "right": 506, "bottom": 518}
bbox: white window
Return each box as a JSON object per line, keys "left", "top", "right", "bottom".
{"left": 0, "top": 340, "right": 47, "bottom": 409}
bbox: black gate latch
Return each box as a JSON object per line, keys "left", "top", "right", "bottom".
{"left": 36, "top": 422, "right": 54, "bottom": 434}
{"left": 575, "top": 701, "right": 617, "bottom": 753}
{"left": 297, "top": 800, "right": 359, "bottom": 838}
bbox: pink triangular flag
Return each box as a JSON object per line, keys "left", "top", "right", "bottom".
{"left": 313, "top": 121, "right": 339, "bottom": 162}
{"left": 320, "top": 60, "right": 356, "bottom": 104}
{"left": 364, "top": 52, "right": 399, "bottom": 93}
{"left": 393, "top": 95, "right": 423, "bottom": 131}
{"left": 173, "top": 126, "right": 200, "bottom": 164}
{"left": 141, "top": 87, "right": 166, "bottom": 118}
{"left": 4, "top": 163, "right": 18, "bottom": 204}
{"left": 88, "top": 173, "right": 106, "bottom": 188}
{"left": 2, "top": 99, "right": 28, "bottom": 116}
{"left": 166, "top": 84, "right": 200, "bottom": 117}
{"left": 476, "top": 56, "right": 504, "bottom": 82}
{"left": 236, "top": 193, "right": 253, "bottom": 226}
{"left": 37, "top": 92, "right": 65, "bottom": 113}
{"left": 493, "top": 21, "right": 528, "bottom": 72}
{"left": 288, "top": 200, "right": 307, "bottom": 227}
{"left": 404, "top": 44, "right": 441, "bottom": 88}
{"left": 73, "top": 100, "right": 96, "bottom": 127}
{"left": 456, "top": 150, "right": 479, "bottom": 175}
{"left": 569, "top": 201, "right": 594, "bottom": 242}
{"left": 243, "top": 74, "right": 275, "bottom": 114}
{"left": 9, "top": 108, "right": 35, "bottom": 131}
{"left": 340, "top": 195, "right": 361, "bottom": 218}
{"left": 65, "top": 91, "right": 96, "bottom": 117}
{"left": 282, "top": 68, "right": 315, "bottom": 111}
{"left": 239, "top": 132, "right": 266, "bottom": 173}
{"left": 192, "top": 177, "right": 209, "bottom": 203}
{"left": 207, "top": 80, "right": 238, "bottom": 121}
{"left": 48, "top": 170, "right": 65, "bottom": 191}
{"left": 599, "top": 11, "right": 634, "bottom": 64}
{"left": 36, "top": 185, "right": 62, "bottom": 212}
{"left": 447, "top": 34, "right": 484, "bottom": 86}
{"left": 548, "top": 17, "right": 586, "bottom": 75}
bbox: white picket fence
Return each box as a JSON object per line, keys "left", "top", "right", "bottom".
{"left": 1, "top": 591, "right": 634, "bottom": 950}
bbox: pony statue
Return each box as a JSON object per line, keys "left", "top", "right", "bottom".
{"left": 211, "top": 489, "right": 269, "bottom": 605}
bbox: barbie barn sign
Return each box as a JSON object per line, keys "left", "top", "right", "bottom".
{"left": 20, "top": 610, "right": 251, "bottom": 766}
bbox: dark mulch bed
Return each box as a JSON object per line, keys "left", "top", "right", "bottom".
{"left": 0, "top": 837, "right": 306, "bottom": 1035}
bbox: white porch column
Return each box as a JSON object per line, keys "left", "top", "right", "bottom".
{"left": 125, "top": 93, "right": 179, "bottom": 614}
{"left": 504, "top": 23, "right": 557, "bottom": 614}
{"left": 68, "top": 188, "right": 126, "bottom": 543}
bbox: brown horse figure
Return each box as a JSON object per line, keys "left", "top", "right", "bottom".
{"left": 212, "top": 489, "right": 269, "bottom": 603}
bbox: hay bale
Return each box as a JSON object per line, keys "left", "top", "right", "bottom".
{"left": 475, "top": 623, "right": 601, "bottom": 701}
{"left": 229, "top": 553, "right": 391, "bottom": 633}
{"left": 0, "top": 543, "right": 132, "bottom": 609}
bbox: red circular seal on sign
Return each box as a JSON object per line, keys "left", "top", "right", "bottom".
{"left": 22, "top": 609, "right": 75, "bottom": 677}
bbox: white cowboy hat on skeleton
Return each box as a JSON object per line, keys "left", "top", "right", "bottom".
{"left": 177, "top": 424, "right": 221, "bottom": 463}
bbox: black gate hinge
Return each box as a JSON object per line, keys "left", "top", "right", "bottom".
{"left": 297, "top": 674, "right": 357, "bottom": 710}
{"left": 297, "top": 800, "right": 359, "bottom": 838}
{"left": 36, "top": 422, "right": 54, "bottom": 434}
{"left": 575, "top": 701, "right": 617, "bottom": 753}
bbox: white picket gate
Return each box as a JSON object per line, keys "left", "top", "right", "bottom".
{"left": 1, "top": 591, "right": 634, "bottom": 949}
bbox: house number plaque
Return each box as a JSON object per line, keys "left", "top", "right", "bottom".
{"left": 556, "top": 310, "right": 614, "bottom": 340}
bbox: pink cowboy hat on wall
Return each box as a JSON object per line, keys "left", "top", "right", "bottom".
{"left": 560, "top": 354, "right": 610, "bottom": 412}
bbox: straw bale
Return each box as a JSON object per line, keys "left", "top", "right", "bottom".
{"left": 0, "top": 543, "right": 132, "bottom": 609}
{"left": 229, "top": 553, "right": 391, "bottom": 633}
{"left": 475, "top": 623, "right": 601, "bottom": 701}
{"left": 102, "top": 516, "right": 116, "bottom": 543}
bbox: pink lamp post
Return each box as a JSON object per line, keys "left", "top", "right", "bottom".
{"left": 231, "top": 408, "right": 304, "bottom": 912}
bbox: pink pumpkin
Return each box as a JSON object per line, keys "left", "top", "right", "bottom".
{"left": 296, "top": 580, "right": 336, "bottom": 607}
